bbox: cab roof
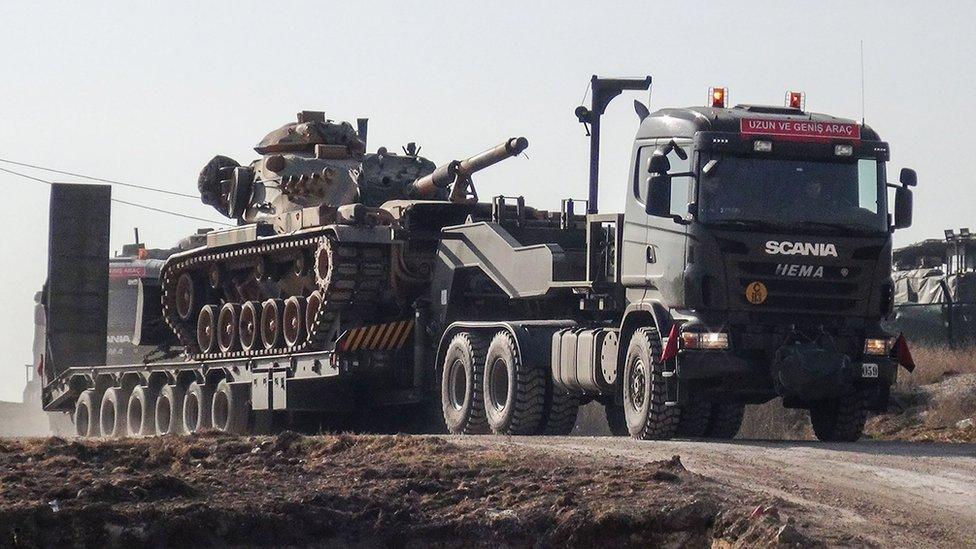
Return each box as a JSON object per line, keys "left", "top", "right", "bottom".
{"left": 636, "top": 105, "right": 880, "bottom": 142}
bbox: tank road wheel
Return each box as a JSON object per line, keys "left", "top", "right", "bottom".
{"left": 482, "top": 331, "right": 545, "bottom": 435}
{"left": 261, "top": 299, "right": 285, "bottom": 350}
{"left": 212, "top": 379, "right": 250, "bottom": 434}
{"left": 74, "top": 389, "right": 100, "bottom": 438}
{"left": 217, "top": 303, "right": 242, "bottom": 353}
{"left": 155, "top": 384, "right": 187, "bottom": 436}
{"left": 184, "top": 381, "right": 214, "bottom": 433}
{"left": 126, "top": 385, "right": 159, "bottom": 437}
{"left": 175, "top": 272, "right": 204, "bottom": 322}
{"left": 305, "top": 290, "right": 323, "bottom": 340}
{"left": 238, "top": 301, "right": 262, "bottom": 352}
{"left": 704, "top": 402, "right": 745, "bottom": 440}
{"left": 604, "top": 403, "right": 628, "bottom": 436}
{"left": 197, "top": 304, "right": 219, "bottom": 354}
{"left": 282, "top": 296, "right": 307, "bottom": 348}
{"left": 440, "top": 332, "right": 489, "bottom": 434}
{"left": 623, "top": 327, "right": 679, "bottom": 440}
{"left": 99, "top": 386, "right": 132, "bottom": 438}
{"left": 810, "top": 389, "right": 869, "bottom": 442}
{"left": 538, "top": 389, "right": 580, "bottom": 435}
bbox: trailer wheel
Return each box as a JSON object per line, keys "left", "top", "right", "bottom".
{"left": 704, "top": 402, "right": 744, "bottom": 439}
{"left": 212, "top": 379, "right": 250, "bottom": 434}
{"left": 155, "top": 384, "right": 187, "bottom": 436}
{"left": 537, "top": 389, "right": 580, "bottom": 435}
{"left": 99, "top": 387, "right": 132, "bottom": 438}
{"left": 440, "top": 332, "right": 489, "bottom": 434}
{"left": 184, "top": 381, "right": 214, "bottom": 433}
{"left": 482, "top": 331, "right": 545, "bottom": 435}
{"left": 74, "top": 389, "right": 100, "bottom": 438}
{"left": 623, "top": 327, "right": 679, "bottom": 440}
{"left": 126, "top": 385, "right": 158, "bottom": 437}
{"left": 677, "top": 397, "right": 712, "bottom": 438}
{"left": 604, "top": 403, "right": 628, "bottom": 436}
{"left": 810, "top": 389, "right": 869, "bottom": 442}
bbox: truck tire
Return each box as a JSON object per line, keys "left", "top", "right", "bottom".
{"left": 537, "top": 389, "right": 580, "bottom": 435}
{"left": 483, "top": 331, "right": 545, "bottom": 435}
{"left": 99, "top": 387, "right": 132, "bottom": 438}
{"left": 810, "top": 389, "right": 869, "bottom": 442}
{"left": 74, "top": 389, "right": 100, "bottom": 438}
{"left": 212, "top": 379, "right": 250, "bottom": 434}
{"left": 184, "top": 381, "right": 214, "bottom": 433}
{"left": 623, "top": 327, "right": 679, "bottom": 440}
{"left": 440, "top": 332, "right": 489, "bottom": 434}
{"left": 155, "top": 384, "right": 187, "bottom": 435}
{"left": 676, "top": 397, "right": 712, "bottom": 438}
{"left": 126, "top": 385, "right": 158, "bottom": 437}
{"left": 704, "top": 402, "right": 744, "bottom": 439}
{"left": 604, "top": 403, "right": 628, "bottom": 436}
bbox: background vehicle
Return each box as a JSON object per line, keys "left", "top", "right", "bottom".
{"left": 889, "top": 228, "right": 976, "bottom": 346}
{"left": 41, "top": 77, "right": 917, "bottom": 442}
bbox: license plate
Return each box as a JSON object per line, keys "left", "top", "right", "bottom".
{"left": 862, "top": 363, "right": 879, "bottom": 378}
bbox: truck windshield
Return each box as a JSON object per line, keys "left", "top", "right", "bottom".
{"left": 698, "top": 154, "right": 887, "bottom": 234}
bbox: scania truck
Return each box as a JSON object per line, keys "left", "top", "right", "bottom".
{"left": 42, "top": 76, "right": 916, "bottom": 441}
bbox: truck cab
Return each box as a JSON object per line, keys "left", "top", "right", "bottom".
{"left": 619, "top": 92, "right": 916, "bottom": 440}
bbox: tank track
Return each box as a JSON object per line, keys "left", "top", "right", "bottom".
{"left": 161, "top": 232, "right": 388, "bottom": 361}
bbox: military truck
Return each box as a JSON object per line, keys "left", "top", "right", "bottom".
{"left": 42, "top": 77, "right": 916, "bottom": 442}
{"left": 889, "top": 229, "right": 976, "bottom": 346}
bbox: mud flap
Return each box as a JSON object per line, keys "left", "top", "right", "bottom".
{"left": 43, "top": 183, "right": 111, "bottom": 409}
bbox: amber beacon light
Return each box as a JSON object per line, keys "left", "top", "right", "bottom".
{"left": 708, "top": 87, "right": 727, "bottom": 108}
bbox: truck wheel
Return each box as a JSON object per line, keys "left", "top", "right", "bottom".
{"left": 810, "top": 390, "right": 869, "bottom": 442}
{"left": 74, "top": 389, "right": 100, "bottom": 437}
{"left": 99, "top": 387, "right": 132, "bottom": 438}
{"left": 704, "top": 402, "right": 744, "bottom": 439}
{"left": 482, "top": 331, "right": 545, "bottom": 435}
{"left": 537, "top": 389, "right": 580, "bottom": 435}
{"left": 184, "top": 381, "right": 214, "bottom": 433}
{"left": 155, "top": 384, "right": 187, "bottom": 435}
{"left": 440, "top": 332, "right": 489, "bottom": 434}
{"left": 623, "top": 327, "right": 679, "bottom": 440}
{"left": 212, "top": 379, "right": 250, "bottom": 434}
{"left": 126, "top": 385, "right": 159, "bottom": 437}
{"left": 604, "top": 403, "right": 628, "bottom": 436}
{"left": 676, "top": 398, "right": 712, "bottom": 438}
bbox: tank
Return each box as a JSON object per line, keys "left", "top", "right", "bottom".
{"left": 161, "top": 110, "right": 527, "bottom": 360}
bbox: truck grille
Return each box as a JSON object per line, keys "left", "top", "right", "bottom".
{"left": 735, "top": 261, "right": 862, "bottom": 313}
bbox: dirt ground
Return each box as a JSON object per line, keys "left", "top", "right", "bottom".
{"left": 0, "top": 433, "right": 844, "bottom": 548}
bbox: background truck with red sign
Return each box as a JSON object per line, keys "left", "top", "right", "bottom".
{"left": 41, "top": 76, "right": 917, "bottom": 442}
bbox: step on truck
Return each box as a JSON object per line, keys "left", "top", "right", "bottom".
{"left": 42, "top": 77, "right": 917, "bottom": 441}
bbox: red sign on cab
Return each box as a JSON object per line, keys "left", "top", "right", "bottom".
{"left": 740, "top": 118, "right": 860, "bottom": 140}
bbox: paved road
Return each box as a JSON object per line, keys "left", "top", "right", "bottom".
{"left": 454, "top": 436, "right": 976, "bottom": 547}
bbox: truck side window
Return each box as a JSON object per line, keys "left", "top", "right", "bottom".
{"left": 667, "top": 144, "right": 692, "bottom": 218}
{"left": 634, "top": 146, "right": 654, "bottom": 204}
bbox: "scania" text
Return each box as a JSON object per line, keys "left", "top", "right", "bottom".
{"left": 765, "top": 241, "right": 838, "bottom": 257}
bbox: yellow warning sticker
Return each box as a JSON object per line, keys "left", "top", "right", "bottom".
{"left": 745, "top": 281, "right": 768, "bottom": 305}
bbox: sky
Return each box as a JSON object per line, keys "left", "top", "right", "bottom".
{"left": 0, "top": 1, "right": 973, "bottom": 401}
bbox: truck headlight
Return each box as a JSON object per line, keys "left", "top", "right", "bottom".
{"left": 681, "top": 332, "right": 729, "bottom": 350}
{"left": 864, "top": 337, "right": 892, "bottom": 356}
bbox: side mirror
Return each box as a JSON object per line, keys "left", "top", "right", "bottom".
{"left": 900, "top": 168, "right": 917, "bottom": 187}
{"left": 645, "top": 174, "right": 672, "bottom": 217}
{"left": 647, "top": 151, "right": 670, "bottom": 175}
{"left": 893, "top": 186, "right": 913, "bottom": 229}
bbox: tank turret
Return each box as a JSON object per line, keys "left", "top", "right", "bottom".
{"left": 196, "top": 111, "right": 442, "bottom": 223}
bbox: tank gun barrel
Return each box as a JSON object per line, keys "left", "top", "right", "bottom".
{"left": 408, "top": 136, "right": 528, "bottom": 201}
